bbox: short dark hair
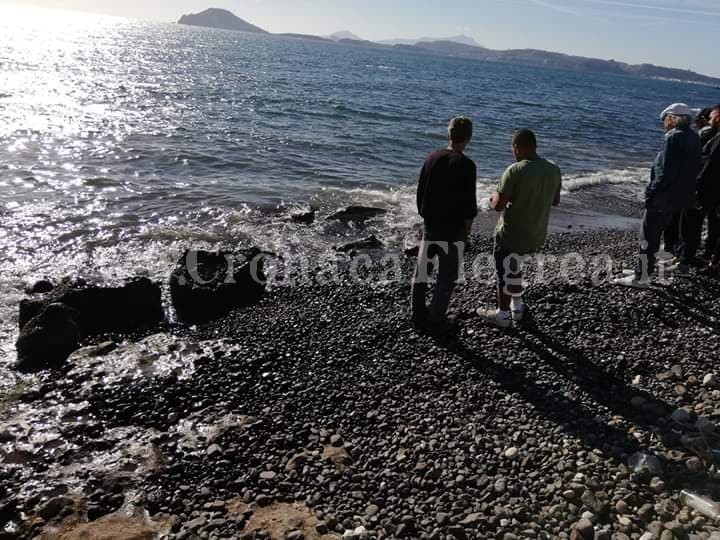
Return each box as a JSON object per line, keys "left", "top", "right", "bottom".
{"left": 713, "top": 104, "right": 720, "bottom": 114}
{"left": 448, "top": 117, "right": 473, "bottom": 143}
{"left": 698, "top": 107, "right": 713, "bottom": 121}
{"left": 512, "top": 128, "right": 537, "bottom": 149}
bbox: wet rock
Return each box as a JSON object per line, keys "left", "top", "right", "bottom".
{"left": 328, "top": 205, "right": 387, "bottom": 223}
{"left": 616, "top": 500, "right": 630, "bottom": 514}
{"left": 26, "top": 277, "right": 163, "bottom": 335}
{"left": 459, "top": 513, "right": 482, "bottom": 527}
{"left": 15, "top": 303, "right": 80, "bottom": 372}
{"left": 570, "top": 518, "right": 594, "bottom": 540}
{"left": 336, "top": 235, "right": 384, "bottom": 253}
{"left": 259, "top": 471, "right": 277, "bottom": 481}
{"left": 186, "top": 516, "right": 207, "bottom": 530}
{"left": 638, "top": 503, "right": 655, "bottom": 523}
{"left": 37, "top": 496, "right": 75, "bottom": 521}
{"left": 291, "top": 209, "right": 316, "bottom": 224}
{"left": 285, "top": 452, "right": 309, "bottom": 472}
{"left": 170, "top": 248, "right": 265, "bottom": 323}
{"left": 404, "top": 246, "right": 420, "bottom": 258}
{"left": 26, "top": 279, "right": 55, "bottom": 295}
{"left": 365, "top": 504, "right": 379, "bottom": 516}
{"left": 207, "top": 444, "right": 223, "bottom": 457}
{"left": 686, "top": 457, "right": 704, "bottom": 473}
{"left": 18, "top": 298, "right": 47, "bottom": 328}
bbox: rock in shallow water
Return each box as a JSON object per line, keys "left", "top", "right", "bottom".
{"left": 169, "top": 248, "right": 265, "bottom": 323}
{"left": 15, "top": 303, "right": 80, "bottom": 372}
{"left": 327, "top": 205, "right": 387, "bottom": 223}
{"left": 15, "top": 277, "right": 163, "bottom": 371}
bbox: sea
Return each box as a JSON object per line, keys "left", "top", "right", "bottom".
{"left": 1, "top": 5, "right": 719, "bottom": 371}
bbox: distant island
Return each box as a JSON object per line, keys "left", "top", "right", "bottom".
{"left": 177, "top": 8, "right": 268, "bottom": 34}
{"left": 178, "top": 8, "right": 720, "bottom": 86}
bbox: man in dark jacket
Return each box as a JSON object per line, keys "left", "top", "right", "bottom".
{"left": 615, "top": 103, "right": 702, "bottom": 287}
{"left": 412, "top": 117, "right": 477, "bottom": 333}
{"left": 669, "top": 106, "right": 720, "bottom": 272}
{"left": 698, "top": 105, "right": 720, "bottom": 272}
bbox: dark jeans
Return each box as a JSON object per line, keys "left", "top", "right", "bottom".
{"left": 678, "top": 208, "right": 704, "bottom": 265}
{"left": 411, "top": 223, "right": 466, "bottom": 323}
{"left": 636, "top": 209, "right": 674, "bottom": 279}
{"left": 663, "top": 212, "right": 681, "bottom": 255}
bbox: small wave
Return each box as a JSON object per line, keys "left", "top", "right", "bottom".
{"left": 562, "top": 168, "right": 647, "bottom": 193}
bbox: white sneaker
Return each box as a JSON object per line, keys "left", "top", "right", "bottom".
{"left": 476, "top": 308, "right": 512, "bottom": 328}
{"left": 612, "top": 275, "right": 651, "bottom": 289}
{"left": 657, "top": 252, "right": 676, "bottom": 263}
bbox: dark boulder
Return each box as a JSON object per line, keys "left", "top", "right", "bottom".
{"left": 328, "top": 206, "right": 387, "bottom": 223}
{"left": 170, "top": 248, "right": 265, "bottom": 323}
{"left": 38, "top": 277, "right": 164, "bottom": 334}
{"left": 404, "top": 246, "right": 420, "bottom": 258}
{"left": 26, "top": 279, "right": 54, "bottom": 295}
{"left": 336, "top": 235, "right": 384, "bottom": 253}
{"left": 19, "top": 298, "right": 47, "bottom": 329}
{"left": 291, "top": 209, "right": 316, "bottom": 224}
{"left": 15, "top": 277, "right": 163, "bottom": 371}
{"left": 16, "top": 303, "right": 80, "bottom": 372}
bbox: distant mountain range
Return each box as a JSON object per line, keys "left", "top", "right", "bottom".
{"left": 379, "top": 35, "right": 481, "bottom": 47}
{"left": 327, "top": 31, "right": 363, "bottom": 41}
{"left": 177, "top": 8, "right": 720, "bottom": 86}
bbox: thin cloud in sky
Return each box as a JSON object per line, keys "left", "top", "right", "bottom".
{"left": 557, "top": 0, "right": 720, "bottom": 17}
{"left": 528, "top": 0, "right": 584, "bottom": 16}
{"left": 525, "top": 0, "right": 720, "bottom": 27}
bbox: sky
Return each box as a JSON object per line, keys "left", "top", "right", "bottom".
{"left": 2, "top": 0, "right": 719, "bottom": 77}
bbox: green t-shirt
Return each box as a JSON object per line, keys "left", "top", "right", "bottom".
{"left": 495, "top": 158, "right": 562, "bottom": 255}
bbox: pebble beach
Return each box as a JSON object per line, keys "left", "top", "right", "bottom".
{"left": 4, "top": 225, "right": 720, "bottom": 540}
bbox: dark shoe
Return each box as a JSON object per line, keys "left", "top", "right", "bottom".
{"left": 427, "top": 315, "right": 459, "bottom": 336}
{"left": 689, "top": 256, "right": 709, "bottom": 268}
{"left": 412, "top": 314, "right": 427, "bottom": 330}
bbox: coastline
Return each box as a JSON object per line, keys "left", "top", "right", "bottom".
{"left": 4, "top": 224, "right": 720, "bottom": 539}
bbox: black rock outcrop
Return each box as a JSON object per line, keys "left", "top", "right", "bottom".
{"left": 170, "top": 248, "right": 266, "bottom": 323}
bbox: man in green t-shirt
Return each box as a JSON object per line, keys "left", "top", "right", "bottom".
{"left": 477, "top": 129, "right": 562, "bottom": 328}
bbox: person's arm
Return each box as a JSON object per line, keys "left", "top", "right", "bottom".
{"left": 647, "top": 132, "right": 682, "bottom": 197}
{"left": 553, "top": 168, "right": 562, "bottom": 207}
{"left": 463, "top": 162, "right": 478, "bottom": 236}
{"left": 491, "top": 166, "right": 514, "bottom": 212}
{"left": 490, "top": 191, "right": 510, "bottom": 211}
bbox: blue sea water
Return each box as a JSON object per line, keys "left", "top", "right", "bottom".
{"left": 0, "top": 5, "right": 718, "bottom": 365}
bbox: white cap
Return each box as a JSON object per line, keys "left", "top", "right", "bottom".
{"left": 660, "top": 103, "right": 693, "bottom": 120}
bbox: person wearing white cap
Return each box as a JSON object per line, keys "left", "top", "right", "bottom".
{"left": 614, "top": 103, "right": 702, "bottom": 287}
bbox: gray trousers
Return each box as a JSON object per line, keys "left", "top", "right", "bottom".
{"left": 411, "top": 223, "right": 466, "bottom": 323}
